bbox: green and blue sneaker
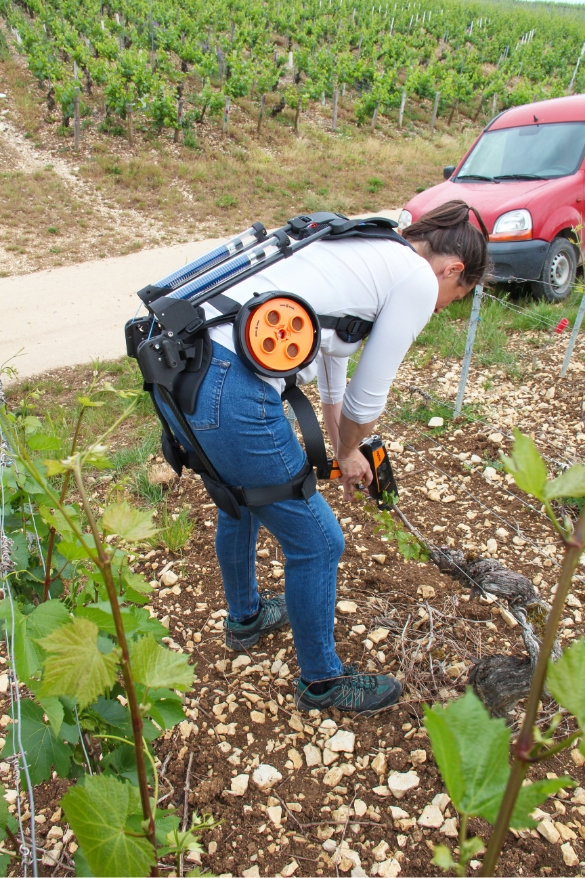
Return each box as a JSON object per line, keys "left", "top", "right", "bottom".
{"left": 224, "top": 591, "right": 289, "bottom": 651}
{"left": 294, "top": 663, "right": 402, "bottom": 716}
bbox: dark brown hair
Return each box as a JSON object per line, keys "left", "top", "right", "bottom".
{"left": 402, "top": 200, "right": 489, "bottom": 288}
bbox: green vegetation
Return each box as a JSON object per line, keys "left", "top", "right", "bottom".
{"left": 371, "top": 431, "right": 585, "bottom": 877}
{"left": 3, "top": 0, "right": 585, "bottom": 146}
{"left": 156, "top": 506, "right": 195, "bottom": 554}
{"left": 410, "top": 285, "right": 585, "bottom": 376}
{"left": 0, "top": 371, "right": 214, "bottom": 876}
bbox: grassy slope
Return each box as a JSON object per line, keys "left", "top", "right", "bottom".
{"left": 0, "top": 29, "right": 483, "bottom": 275}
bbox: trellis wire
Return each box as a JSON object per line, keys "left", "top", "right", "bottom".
{"left": 481, "top": 291, "right": 569, "bottom": 330}
{"left": 454, "top": 287, "right": 585, "bottom": 413}
{"left": 0, "top": 386, "right": 38, "bottom": 876}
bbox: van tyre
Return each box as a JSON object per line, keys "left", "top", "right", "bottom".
{"left": 532, "top": 237, "right": 577, "bottom": 302}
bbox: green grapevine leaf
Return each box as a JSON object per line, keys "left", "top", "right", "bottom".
{"left": 501, "top": 430, "right": 548, "bottom": 501}
{"left": 39, "top": 618, "right": 120, "bottom": 709}
{"left": 128, "top": 607, "right": 168, "bottom": 641}
{"left": 547, "top": 639, "right": 585, "bottom": 731}
{"left": 130, "top": 635, "right": 193, "bottom": 691}
{"left": 27, "top": 599, "right": 70, "bottom": 639}
{"left": 23, "top": 416, "right": 43, "bottom": 435}
{"left": 512, "top": 777, "right": 574, "bottom": 828}
{"left": 90, "top": 696, "right": 131, "bottom": 733}
{"left": 6, "top": 532, "right": 29, "bottom": 571}
{"left": 4, "top": 699, "right": 71, "bottom": 786}
{"left": 424, "top": 688, "right": 510, "bottom": 821}
{"left": 39, "top": 504, "right": 78, "bottom": 537}
{"left": 61, "top": 775, "right": 155, "bottom": 877}
{"left": 424, "top": 700, "right": 465, "bottom": 808}
{"left": 13, "top": 610, "right": 41, "bottom": 680}
{"left": 543, "top": 465, "right": 585, "bottom": 501}
{"left": 77, "top": 397, "right": 105, "bottom": 407}
{"left": 57, "top": 540, "right": 93, "bottom": 561}
{"left": 460, "top": 836, "right": 485, "bottom": 861}
{"left": 431, "top": 845, "right": 457, "bottom": 872}
{"left": 27, "top": 434, "right": 62, "bottom": 451}
{"left": 123, "top": 572, "right": 154, "bottom": 595}
{"left": 77, "top": 603, "right": 140, "bottom": 637}
{"left": 84, "top": 444, "right": 113, "bottom": 471}
{"left": 101, "top": 502, "right": 158, "bottom": 542}
{"left": 144, "top": 688, "right": 185, "bottom": 730}
{"left": 38, "top": 695, "right": 65, "bottom": 737}
{"left": 44, "top": 459, "right": 68, "bottom": 476}
{"left": 426, "top": 688, "right": 574, "bottom": 827}
{"left": 73, "top": 847, "right": 94, "bottom": 877}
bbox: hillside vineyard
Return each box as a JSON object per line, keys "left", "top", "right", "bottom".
{"left": 3, "top": 0, "right": 585, "bottom": 137}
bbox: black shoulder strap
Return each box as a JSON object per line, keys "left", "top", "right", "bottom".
{"left": 327, "top": 216, "right": 415, "bottom": 249}
{"left": 282, "top": 377, "right": 329, "bottom": 474}
{"left": 318, "top": 315, "right": 373, "bottom": 344}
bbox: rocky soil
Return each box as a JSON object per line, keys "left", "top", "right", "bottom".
{"left": 3, "top": 326, "right": 585, "bottom": 878}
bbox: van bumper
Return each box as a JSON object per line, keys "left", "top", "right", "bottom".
{"left": 487, "top": 240, "right": 549, "bottom": 283}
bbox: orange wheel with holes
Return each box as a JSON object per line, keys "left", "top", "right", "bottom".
{"left": 245, "top": 297, "right": 316, "bottom": 372}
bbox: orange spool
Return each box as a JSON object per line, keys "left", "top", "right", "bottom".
{"left": 246, "top": 297, "right": 315, "bottom": 372}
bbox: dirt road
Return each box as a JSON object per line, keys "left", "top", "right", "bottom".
{"left": 1, "top": 210, "right": 399, "bottom": 381}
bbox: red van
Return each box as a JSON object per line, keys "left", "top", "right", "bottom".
{"left": 398, "top": 95, "right": 585, "bottom": 301}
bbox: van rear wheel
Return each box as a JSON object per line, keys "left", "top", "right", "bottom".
{"left": 532, "top": 237, "right": 577, "bottom": 302}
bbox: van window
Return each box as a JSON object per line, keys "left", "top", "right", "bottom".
{"left": 456, "top": 121, "right": 585, "bottom": 181}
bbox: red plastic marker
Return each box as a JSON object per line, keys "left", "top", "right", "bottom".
{"left": 555, "top": 317, "right": 569, "bottom": 334}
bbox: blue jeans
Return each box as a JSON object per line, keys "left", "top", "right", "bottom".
{"left": 154, "top": 342, "right": 345, "bottom": 682}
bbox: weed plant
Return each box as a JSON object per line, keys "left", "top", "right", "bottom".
{"left": 156, "top": 506, "right": 194, "bottom": 554}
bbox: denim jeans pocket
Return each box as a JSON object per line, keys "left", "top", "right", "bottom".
{"left": 186, "top": 357, "right": 230, "bottom": 430}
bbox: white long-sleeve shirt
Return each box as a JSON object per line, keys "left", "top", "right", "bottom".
{"left": 205, "top": 236, "right": 438, "bottom": 424}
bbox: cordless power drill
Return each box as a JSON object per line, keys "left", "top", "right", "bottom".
{"left": 317, "top": 436, "right": 399, "bottom": 503}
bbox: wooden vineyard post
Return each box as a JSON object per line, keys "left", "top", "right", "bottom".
{"left": 257, "top": 93, "right": 265, "bottom": 133}
{"left": 126, "top": 102, "right": 134, "bottom": 145}
{"left": 430, "top": 90, "right": 440, "bottom": 132}
{"left": 370, "top": 100, "right": 380, "bottom": 132}
{"left": 332, "top": 87, "right": 339, "bottom": 131}
{"left": 222, "top": 96, "right": 231, "bottom": 134}
{"left": 174, "top": 97, "right": 183, "bottom": 143}
{"left": 73, "top": 86, "right": 80, "bottom": 151}
{"left": 398, "top": 89, "right": 406, "bottom": 128}
{"left": 491, "top": 93, "right": 498, "bottom": 116}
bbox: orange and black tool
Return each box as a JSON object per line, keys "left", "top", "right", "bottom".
{"left": 317, "top": 436, "right": 399, "bottom": 503}
{"left": 233, "top": 291, "right": 321, "bottom": 379}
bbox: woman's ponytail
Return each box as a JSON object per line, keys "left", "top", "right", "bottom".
{"left": 402, "top": 200, "right": 489, "bottom": 288}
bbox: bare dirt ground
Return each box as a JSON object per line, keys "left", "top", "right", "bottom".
{"left": 4, "top": 329, "right": 585, "bottom": 878}
{"left": 3, "top": 25, "right": 585, "bottom": 878}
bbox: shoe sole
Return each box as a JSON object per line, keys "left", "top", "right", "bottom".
{"left": 225, "top": 614, "right": 290, "bottom": 652}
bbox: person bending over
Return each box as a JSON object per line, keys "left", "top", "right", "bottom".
{"left": 156, "top": 200, "right": 489, "bottom": 715}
